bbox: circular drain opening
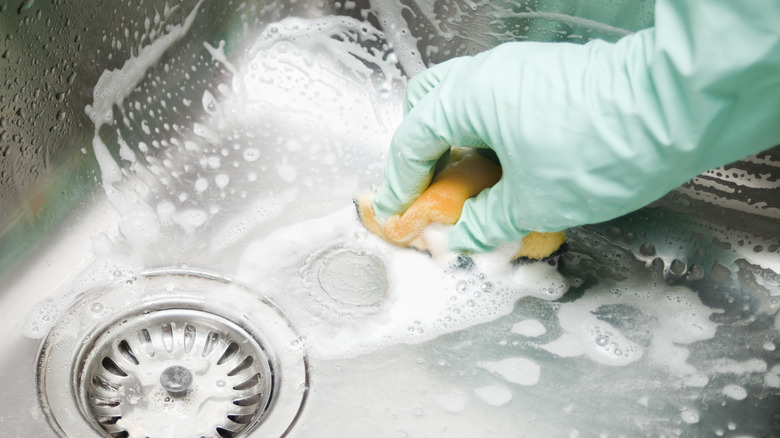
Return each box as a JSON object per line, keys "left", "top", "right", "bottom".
{"left": 300, "top": 244, "right": 389, "bottom": 316}
{"left": 79, "top": 309, "right": 273, "bottom": 438}
{"left": 317, "top": 248, "right": 387, "bottom": 307}
{"left": 36, "top": 269, "right": 308, "bottom": 438}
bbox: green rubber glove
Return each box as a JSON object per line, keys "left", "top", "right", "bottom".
{"left": 374, "top": 0, "right": 780, "bottom": 253}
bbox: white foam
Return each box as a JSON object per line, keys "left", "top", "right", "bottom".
{"left": 511, "top": 319, "right": 547, "bottom": 337}
{"left": 367, "top": 0, "right": 425, "bottom": 75}
{"left": 172, "top": 209, "right": 209, "bottom": 233}
{"left": 542, "top": 306, "right": 643, "bottom": 367}
{"left": 83, "top": 0, "right": 205, "bottom": 254}
{"left": 722, "top": 384, "right": 748, "bottom": 400}
{"left": 210, "top": 190, "right": 295, "bottom": 251}
{"left": 710, "top": 358, "right": 767, "bottom": 374}
{"left": 242, "top": 148, "right": 260, "bottom": 162}
{"left": 510, "top": 261, "right": 569, "bottom": 300}
{"left": 681, "top": 408, "right": 700, "bottom": 424}
{"left": 193, "top": 122, "right": 219, "bottom": 144}
{"left": 683, "top": 374, "right": 710, "bottom": 388}
{"left": 215, "top": 174, "right": 230, "bottom": 189}
{"left": 201, "top": 89, "right": 219, "bottom": 116}
{"left": 21, "top": 295, "right": 72, "bottom": 339}
{"left": 431, "top": 391, "right": 469, "bottom": 413}
{"left": 473, "top": 385, "right": 513, "bottom": 407}
{"left": 765, "top": 372, "right": 780, "bottom": 388}
{"left": 243, "top": 16, "right": 404, "bottom": 134}
{"left": 477, "top": 357, "right": 541, "bottom": 386}
{"left": 203, "top": 40, "right": 239, "bottom": 78}
{"left": 86, "top": 0, "right": 204, "bottom": 130}
{"left": 235, "top": 206, "right": 570, "bottom": 359}
{"left": 195, "top": 177, "right": 208, "bottom": 193}
{"left": 542, "top": 280, "right": 718, "bottom": 372}
{"left": 276, "top": 156, "right": 297, "bottom": 183}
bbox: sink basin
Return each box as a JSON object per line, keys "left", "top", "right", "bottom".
{"left": 1, "top": 1, "right": 779, "bottom": 437}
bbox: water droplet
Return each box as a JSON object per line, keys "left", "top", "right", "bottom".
{"left": 242, "top": 148, "right": 259, "bottom": 162}
{"left": 91, "top": 303, "right": 104, "bottom": 313}
{"left": 595, "top": 335, "right": 609, "bottom": 346}
{"left": 480, "top": 282, "right": 493, "bottom": 293}
{"left": 455, "top": 279, "right": 468, "bottom": 293}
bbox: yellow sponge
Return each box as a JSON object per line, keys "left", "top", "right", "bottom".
{"left": 357, "top": 148, "right": 566, "bottom": 261}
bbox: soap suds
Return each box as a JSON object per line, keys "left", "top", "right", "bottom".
{"left": 710, "top": 358, "right": 767, "bottom": 374}
{"left": 473, "top": 385, "right": 513, "bottom": 406}
{"left": 236, "top": 206, "right": 567, "bottom": 359}
{"left": 541, "top": 280, "right": 718, "bottom": 372}
{"left": 722, "top": 384, "right": 748, "bottom": 400}
{"left": 511, "top": 319, "right": 547, "bottom": 337}
{"left": 431, "top": 391, "right": 469, "bottom": 413}
{"left": 680, "top": 408, "right": 700, "bottom": 424}
{"left": 477, "top": 357, "right": 541, "bottom": 386}
{"left": 765, "top": 366, "right": 780, "bottom": 388}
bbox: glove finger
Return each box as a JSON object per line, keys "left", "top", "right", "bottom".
{"left": 448, "top": 179, "right": 530, "bottom": 252}
{"left": 373, "top": 99, "right": 451, "bottom": 218}
{"left": 403, "top": 57, "right": 470, "bottom": 115}
{"left": 374, "top": 57, "right": 483, "bottom": 219}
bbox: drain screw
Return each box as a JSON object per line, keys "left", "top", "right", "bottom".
{"left": 160, "top": 365, "right": 193, "bottom": 397}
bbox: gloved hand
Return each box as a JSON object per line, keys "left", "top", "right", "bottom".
{"left": 374, "top": 0, "right": 780, "bottom": 253}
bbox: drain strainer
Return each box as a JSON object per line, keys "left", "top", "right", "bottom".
{"left": 80, "top": 309, "right": 273, "bottom": 437}
{"left": 37, "top": 269, "right": 308, "bottom": 438}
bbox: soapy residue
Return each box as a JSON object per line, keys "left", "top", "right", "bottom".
{"left": 473, "top": 385, "right": 513, "bottom": 407}
{"left": 431, "top": 391, "right": 469, "bottom": 413}
{"left": 510, "top": 319, "right": 547, "bottom": 337}
{"left": 77, "top": 10, "right": 404, "bottom": 270}
{"left": 21, "top": 2, "right": 779, "bottom": 436}
{"left": 477, "top": 357, "right": 542, "bottom": 386}
{"left": 542, "top": 279, "right": 718, "bottom": 371}
{"left": 236, "top": 205, "right": 569, "bottom": 359}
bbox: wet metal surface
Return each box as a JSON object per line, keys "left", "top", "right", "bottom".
{"left": 1, "top": 1, "right": 779, "bottom": 437}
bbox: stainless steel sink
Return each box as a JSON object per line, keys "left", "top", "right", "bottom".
{"left": 1, "top": 1, "right": 779, "bottom": 437}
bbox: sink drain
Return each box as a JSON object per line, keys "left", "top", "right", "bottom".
{"left": 300, "top": 244, "right": 388, "bottom": 315}
{"left": 317, "top": 247, "right": 387, "bottom": 307}
{"left": 80, "top": 309, "right": 273, "bottom": 437}
{"left": 36, "top": 269, "right": 308, "bottom": 438}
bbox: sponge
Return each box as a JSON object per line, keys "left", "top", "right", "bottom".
{"left": 356, "top": 148, "right": 566, "bottom": 261}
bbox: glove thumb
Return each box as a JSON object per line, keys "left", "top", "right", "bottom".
{"left": 447, "top": 180, "right": 530, "bottom": 253}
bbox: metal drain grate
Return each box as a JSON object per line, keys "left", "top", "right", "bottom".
{"left": 80, "top": 309, "right": 273, "bottom": 438}
{"left": 36, "top": 269, "right": 308, "bottom": 438}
